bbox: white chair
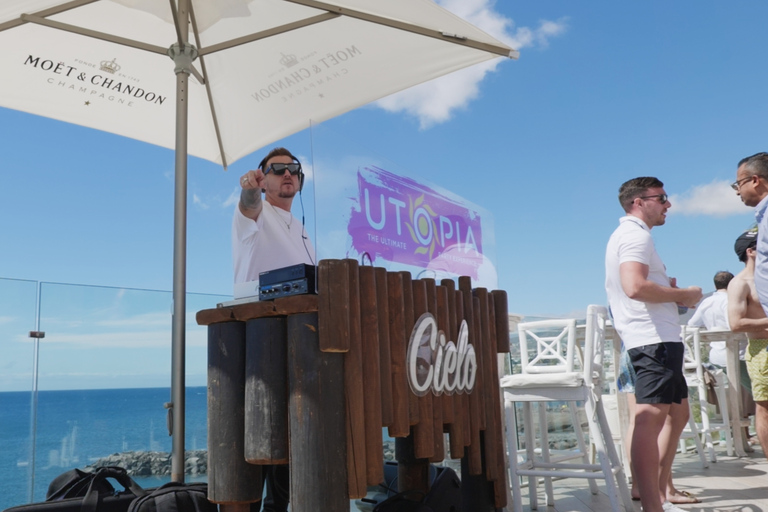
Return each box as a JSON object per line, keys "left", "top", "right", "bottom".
{"left": 501, "top": 306, "right": 633, "bottom": 511}
{"left": 681, "top": 326, "right": 733, "bottom": 462}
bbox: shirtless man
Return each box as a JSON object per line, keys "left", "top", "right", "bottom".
{"left": 727, "top": 228, "right": 768, "bottom": 456}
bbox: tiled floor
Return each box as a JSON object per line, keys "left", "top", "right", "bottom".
{"left": 517, "top": 445, "right": 768, "bottom": 512}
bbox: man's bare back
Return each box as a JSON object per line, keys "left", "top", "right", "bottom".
{"left": 728, "top": 267, "right": 768, "bottom": 339}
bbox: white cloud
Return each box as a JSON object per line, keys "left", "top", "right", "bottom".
{"left": 192, "top": 193, "right": 209, "bottom": 209}
{"left": 374, "top": 1, "right": 568, "bottom": 128}
{"left": 0, "top": 315, "right": 15, "bottom": 325}
{"left": 668, "top": 180, "right": 752, "bottom": 217}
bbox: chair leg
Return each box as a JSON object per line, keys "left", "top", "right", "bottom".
{"left": 716, "top": 378, "right": 734, "bottom": 457}
{"left": 538, "top": 403, "right": 555, "bottom": 506}
{"left": 568, "top": 401, "right": 599, "bottom": 495}
{"left": 523, "top": 402, "right": 538, "bottom": 510}
{"left": 686, "top": 403, "right": 709, "bottom": 468}
{"left": 504, "top": 397, "right": 524, "bottom": 512}
{"left": 697, "top": 383, "right": 717, "bottom": 463}
{"left": 595, "top": 399, "right": 634, "bottom": 512}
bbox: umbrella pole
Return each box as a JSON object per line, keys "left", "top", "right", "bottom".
{"left": 168, "top": 0, "right": 198, "bottom": 483}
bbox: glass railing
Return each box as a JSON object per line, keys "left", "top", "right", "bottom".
{"left": 0, "top": 278, "right": 228, "bottom": 510}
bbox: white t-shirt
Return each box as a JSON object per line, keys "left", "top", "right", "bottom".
{"left": 755, "top": 194, "right": 768, "bottom": 317}
{"left": 686, "top": 291, "right": 744, "bottom": 365}
{"left": 605, "top": 215, "right": 681, "bottom": 350}
{"left": 232, "top": 201, "right": 315, "bottom": 284}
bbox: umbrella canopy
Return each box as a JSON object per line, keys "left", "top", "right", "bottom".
{"left": 0, "top": 0, "right": 515, "bottom": 480}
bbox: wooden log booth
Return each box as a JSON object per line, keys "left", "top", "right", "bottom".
{"left": 196, "top": 259, "right": 511, "bottom": 512}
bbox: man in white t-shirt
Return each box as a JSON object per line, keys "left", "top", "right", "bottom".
{"left": 232, "top": 147, "right": 315, "bottom": 512}
{"left": 233, "top": 147, "right": 315, "bottom": 286}
{"left": 605, "top": 176, "right": 702, "bottom": 512}
{"left": 688, "top": 271, "right": 736, "bottom": 366}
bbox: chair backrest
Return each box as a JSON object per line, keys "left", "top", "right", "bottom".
{"left": 517, "top": 318, "right": 577, "bottom": 374}
{"left": 681, "top": 325, "right": 704, "bottom": 377}
{"left": 584, "top": 305, "right": 609, "bottom": 387}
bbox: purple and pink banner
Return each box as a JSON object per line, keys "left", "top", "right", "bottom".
{"left": 347, "top": 166, "right": 485, "bottom": 280}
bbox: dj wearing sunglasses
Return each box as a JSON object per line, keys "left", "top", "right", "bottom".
{"left": 231, "top": 147, "right": 315, "bottom": 512}
{"left": 232, "top": 145, "right": 315, "bottom": 288}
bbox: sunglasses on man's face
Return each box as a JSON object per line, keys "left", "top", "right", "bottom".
{"left": 266, "top": 162, "right": 302, "bottom": 176}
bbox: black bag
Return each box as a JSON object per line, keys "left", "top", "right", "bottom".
{"left": 47, "top": 467, "right": 142, "bottom": 502}
{"left": 4, "top": 467, "right": 145, "bottom": 512}
{"left": 372, "top": 466, "right": 461, "bottom": 512}
{"left": 126, "top": 483, "right": 216, "bottom": 512}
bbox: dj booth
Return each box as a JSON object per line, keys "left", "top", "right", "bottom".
{"left": 196, "top": 259, "right": 510, "bottom": 512}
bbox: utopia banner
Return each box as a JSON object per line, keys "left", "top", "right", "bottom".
{"left": 347, "top": 166, "right": 485, "bottom": 280}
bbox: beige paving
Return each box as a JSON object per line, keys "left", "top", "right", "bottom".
{"left": 517, "top": 445, "right": 768, "bottom": 512}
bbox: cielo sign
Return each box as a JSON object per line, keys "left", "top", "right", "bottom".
{"left": 407, "top": 313, "right": 477, "bottom": 397}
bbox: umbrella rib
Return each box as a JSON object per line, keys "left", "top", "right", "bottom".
{"left": 189, "top": 0, "right": 228, "bottom": 169}
{"left": 19, "top": 14, "right": 168, "bottom": 55}
{"left": 198, "top": 12, "right": 340, "bottom": 56}
{"left": 283, "top": 0, "right": 518, "bottom": 59}
{"left": 0, "top": 0, "right": 98, "bottom": 33}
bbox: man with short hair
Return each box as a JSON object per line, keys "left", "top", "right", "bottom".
{"left": 233, "top": 146, "right": 315, "bottom": 284}
{"left": 232, "top": 147, "right": 315, "bottom": 512}
{"left": 727, "top": 229, "right": 768, "bottom": 457}
{"left": 733, "top": 152, "right": 768, "bottom": 315}
{"left": 605, "top": 177, "right": 702, "bottom": 512}
{"left": 688, "top": 271, "right": 735, "bottom": 366}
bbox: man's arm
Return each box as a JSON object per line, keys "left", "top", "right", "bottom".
{"left": 728, "top": 277, "right": 768, "bottom": 331}
{"left": 619, "top": 261, "right": 702, "bottom": 307}
{"left": 239, "top": 169, "right": 265, "bottom": 220}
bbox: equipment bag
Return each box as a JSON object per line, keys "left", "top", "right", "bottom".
{"left": 4, "top": 467, "right": 145, "bottom": 512}
{"left": 126, "top": 483, "right": 216, "bottom": 512}
{"left": 372, "top": 466, "right": 461, "bottom": 512}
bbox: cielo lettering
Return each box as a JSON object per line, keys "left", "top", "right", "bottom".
{"left": 407, "top": 312, "right": 477, "bottom": 397}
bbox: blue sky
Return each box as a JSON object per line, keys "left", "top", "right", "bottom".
{"left": 1, "top": 0, "right": 765, "bottom": 323}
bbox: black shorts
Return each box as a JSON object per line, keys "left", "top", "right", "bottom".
{"left": 628, "top": 342, "right": 688, "bottom": 404}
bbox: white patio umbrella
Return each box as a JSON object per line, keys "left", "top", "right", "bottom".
{"left": 0, "top": 0, "right": 516, "bottom": 480}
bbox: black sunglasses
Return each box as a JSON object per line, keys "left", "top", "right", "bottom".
{"left": 266, "top": 162, "right": 302, "bottom": 176}
{"left": 639, "top": 193, "right": 668, "bottom": 204}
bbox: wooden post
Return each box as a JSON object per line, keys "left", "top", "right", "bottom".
{"left": 412, "top": 278, "right": 434, "bottom": 460}
{"left": 491, "top": 290, "right": 510, "bottom": 354}
{"left": 345, "top": 259, "right": 367, "bottom": 499}
{"left": 474, "top": 289, "right": 498, "bottom": 482}
{"left": 488, "top": 294, "right": 508, "bottom": 509}
{"left": 244, "top": 317, "right": 289, "bottom": 464}
{"left": 455, "top": 290, "right": 472, "bottom": 450}
{"left": 387, "top": 271, "right": 410, "bottom": 438}
{"left": 443, "top": 280, "right": 465, "bottom": 459}
{"left": 460, "top": 285, "right": 482, "bottom": 475}
{"left": 375, "top": 267, "right": 394, "bottom": 427}
{"left": 424, "top": 279, "right": 445, "bottom": 463}
{"left": 401, "top": 272, "right": 419, "bottom": 426}
{"left": 396, "top": 436, "right": 430, "bottom": 494}
{"left": 318, "top": 259, "right": 350, "bottom": 352}
{"left": 287, "top": 312, "right": 348, "bottom": 512}
{"left": 359, "top": 266, "right": 384, "bottom": 486}
{"left": 207, "top": 321, "right": 262, "bottom": 504}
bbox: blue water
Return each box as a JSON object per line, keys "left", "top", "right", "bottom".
{"left": 0, "top": 387, "right": 208, "bottom": 511}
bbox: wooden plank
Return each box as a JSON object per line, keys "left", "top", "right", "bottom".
{"left": 318, "top": 259, "right": 350, "bottom": 352}
{"left": 196, "top": 306, "right": 236, "bottom": 326}
{"left": 411, "top": 278, "right": 434, "bottom": 460}
{"left": 273, "top": 294, "right": 319, "bottom": 315}
{"left": 488, "top": 294, "right": 508, "bottom": 508}
{"left": 491, "top": 290, "right": 510, "bottom": 354}
{"left": 244, "top": 317, "right": 289, "bottom": 464}
{"left": 207, "top": 322, "right": 262, "bottom": 504}
{"left": 401, "top": 272, "right": 419, "bottom": 426}
{"left": 442, "top": 280, "right": 465, "bottom": 459}
{"left": 359, "top": 266, "right": 384, "bottom": 486}
{"left": 460, "top": 284, "right": 483, "bottom": 475}
{"left": 474, "top": 288, "right": 498, "bottom": 481}
{"left": 455, "top": 290, "right": 472, "bottom": 450}
{"left": 197, "top": 293, "right": 318, "bottom": 326}
{"left": 387, "top": 271, "right": 410, "bottom": 438}
{"left": 232, "top": 301, "right": 280, "bottom": 322}
{"left": 424, "top": 278, "right": 445, "bottom": 463}
{"left": 437, "top": 285, "right": 455, "bottom": 427}
{"left": 344, "top": 259, "right": 367, "bottom": 499}
{"left": 375, "top": 267, "right": 394, "bottom": 427}
{"left": 287, "top": 312, "right": 349, "bottom": 512}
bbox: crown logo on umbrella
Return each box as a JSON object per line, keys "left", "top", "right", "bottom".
{"left": 279, "top": 52, "right": 298, "bottom": 68}
{"left": 100, "top": 58, "right": 121, "bottom": 74}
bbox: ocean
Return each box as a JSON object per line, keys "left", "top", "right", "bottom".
{"left": 0, "top": 387, "right": 208, "bottom": 511}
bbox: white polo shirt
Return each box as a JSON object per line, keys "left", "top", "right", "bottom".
{"left": 605, "top": 215, "right": 681, "bottom": 350}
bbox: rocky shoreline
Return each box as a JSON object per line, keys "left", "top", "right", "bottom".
{"left": 88, "top": 441, "right": 397, "bottom": 477}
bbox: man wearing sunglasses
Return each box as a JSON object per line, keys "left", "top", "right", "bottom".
{"left": 605, "top": 177, "right": 702, "bottom": 512}
{"left": 232, "top": 147, "right": 314, "bottom": 511}
{"left": 233, "top": 146, "right": 315, "bottom": 286}
{"left": 733, "top": 153, "right": 768, "bottom": 319}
